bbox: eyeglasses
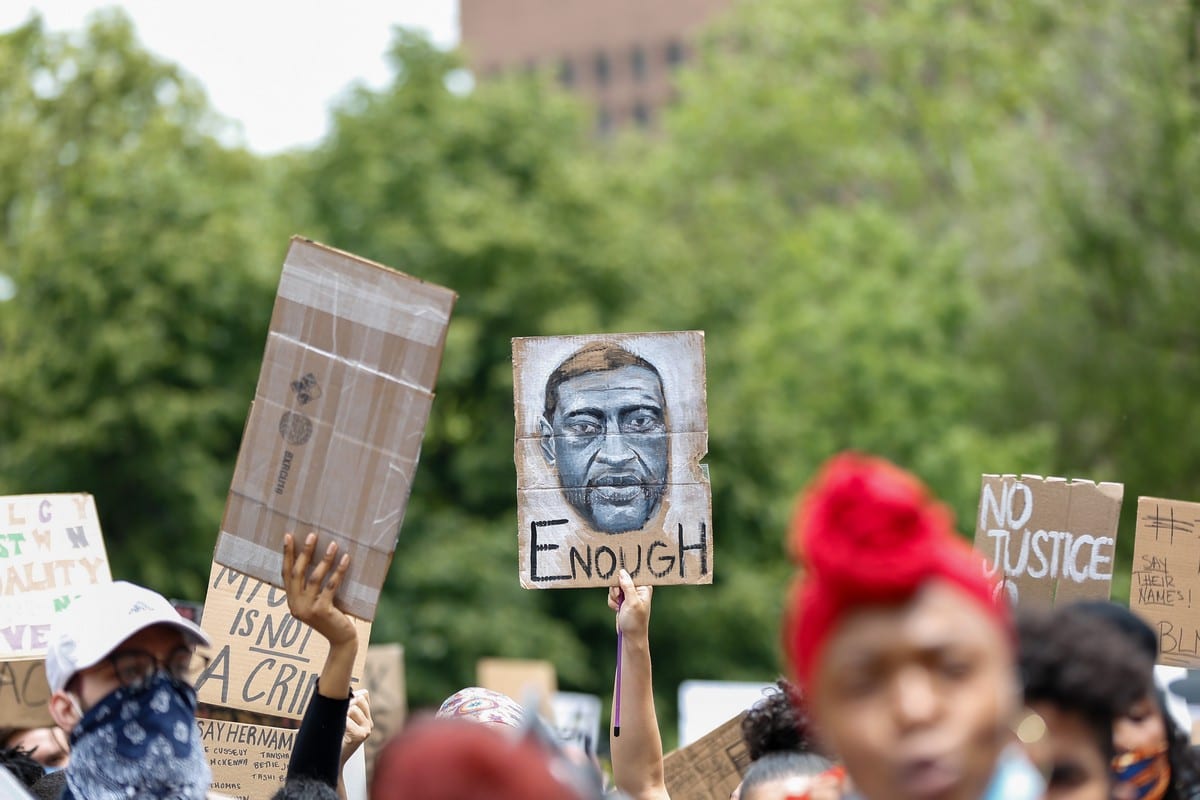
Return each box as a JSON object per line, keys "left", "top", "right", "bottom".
{"left": 106, "top": 646, "right": 210, "bottom": 690}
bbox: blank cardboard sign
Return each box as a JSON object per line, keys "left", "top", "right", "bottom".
{"left": 663, "top": 712, "right": 751, "bottom": 800}
{"left": 513, "top": 332, "right": 713, "bottom": 589}
{"left": 1129, "top": 497, "right": 1200, "bottom": 668}
{"left": 477, "top": 657, "right": 557, "bottom": 721}
{"left": 974, "top": 475, "right": 1123, "bottom": 609}
{"left": 362, "top": 644, "right": 406, "bottom": 783}
{"left": 213, "top": 237, "right": 456, "bottom": 620}
{"left": 0, "top": 493, "right": 111, "bottom": 727}
{"left": 194, "top": 561, "right": 371, "bottom": 720}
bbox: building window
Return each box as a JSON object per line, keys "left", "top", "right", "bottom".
{"left": 596, "top": 106, "right": 613, "bottom": 135}
{"left": 631, "top": 45, "right": 647, "bottom": 81}
{"left": 559, "top": 58, "right": 575, "bottom": 87}
{"left": 665, "top": 40, "right": 686, "bottom": 68}
{"left": 632, "top": 102, "right": 651, "bottom": 128}
{"left": 594, "top": 51, "right": 610, "bottom": 86}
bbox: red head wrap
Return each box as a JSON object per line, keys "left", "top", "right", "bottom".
{"left": 784, "top": 452, "right": 1008, "bottom": 690}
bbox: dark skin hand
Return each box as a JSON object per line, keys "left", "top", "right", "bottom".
{"left": 282, "top": 532, "right": 357, "bottom": 695}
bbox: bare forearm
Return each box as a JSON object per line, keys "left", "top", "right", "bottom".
{"left": 610, "top": 633, "right": 669, "bottom": 800}
{"left": 318, "top": 638, "right": 357, "bottom": 700}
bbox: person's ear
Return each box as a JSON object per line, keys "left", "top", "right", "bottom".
{"left": 48, "top": 689, "right": 82, "bottom": 733}
{"left": 540, "top": 417, "right": 556, "bottom": 466}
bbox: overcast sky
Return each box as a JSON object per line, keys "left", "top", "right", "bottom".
{"left": 0, "top": 1, "right": 460, "bottom": 154}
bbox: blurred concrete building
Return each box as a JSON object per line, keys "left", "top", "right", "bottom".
{"left": 459, "top": 0, "right": 732, "bottom": 133}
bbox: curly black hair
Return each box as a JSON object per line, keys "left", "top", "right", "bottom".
{"left": 1018, "top": 606, "right": 1154, "bottom": 762}
{"left": 740, "top": 678, "right": 825, "bottom": 762}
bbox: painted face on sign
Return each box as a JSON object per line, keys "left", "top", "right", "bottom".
{"left": 541, "top": 364, "right": 668, "bottom": 534}
{"left": 810, "top": 581, "right": 1017, "bottom": 800}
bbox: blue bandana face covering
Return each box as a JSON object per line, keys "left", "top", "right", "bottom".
{"left": 64, "top": 671, "right": 210, "bottom": 800}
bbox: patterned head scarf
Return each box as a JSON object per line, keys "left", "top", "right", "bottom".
{"left": 436, "top": 687, "right": 525, "bottom": 729}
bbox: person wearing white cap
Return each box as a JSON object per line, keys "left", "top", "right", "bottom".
{"left": 44, "top": 580, "right": 214, "bottom": 800}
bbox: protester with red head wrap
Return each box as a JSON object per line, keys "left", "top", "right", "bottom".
{"left": 785, "top": 452, "right": 1009, "bottom": 688}
{"left": 783, "top": 453, "right": 1034, "bottom": 800}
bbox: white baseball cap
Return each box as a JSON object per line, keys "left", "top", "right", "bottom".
{"left": 44, "top": 580, "right": 211, "bottom": 694}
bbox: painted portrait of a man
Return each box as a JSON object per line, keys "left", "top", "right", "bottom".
{"left": 513, "top": 331, "right": 713, "bottom": 589}
{"left": 539, "top": 343, "right": 668, "bottom": 534}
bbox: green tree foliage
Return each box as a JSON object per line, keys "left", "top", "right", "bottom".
{"left": 0, "top": 12, "right": 284, "bottom": 596}
{"left": 963, "top": 4, "right": 1200, "bottom": 591}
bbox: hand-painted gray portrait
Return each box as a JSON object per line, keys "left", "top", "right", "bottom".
{"left": 540, "top": 343, "right": 669, "bottom": 533}
{"left": 513, "top": 331, "right": 713, "bottom": 589}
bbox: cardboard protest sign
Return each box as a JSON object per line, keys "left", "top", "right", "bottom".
{"left": 199, "top": 717, "right": 295, "bottom": 800}
{"left": 363, "top": 644, "right": 406, "bottom": 782}
{"left": 551, "top": 692, "right": 602, "bottom": 757}
{"left": 213, "top": 237, "right": 456, "bottom": 620}
{"left": 0, "top": 493, "right": 111, "bottom": 726}
{"left": 194, "top": 561, "right": 371, "bottom": 720}
{"left": 974, "top": 475, "right": 1122, "bottom": 608}
{"left": 1129, "top": 497, "right": 1200, "bottom": 668}
{"left": 477, "top": 657, "right": 557, "bottom": 721}
{"left": 513, "top": 332, "right": 713, "bottom": 589}
{"left": 663, "top": 712, "right": 750, "bottom": 800}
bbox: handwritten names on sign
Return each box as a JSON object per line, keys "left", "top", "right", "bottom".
{"left": 1129, "top": 497, "right": 1200, "bottom": 668}
{"left": 194, "top": 561, "right": 371, "bottom": 719}
{"left": 0, "top": 493, "right": 110, "bottom": 727}
{"left": 199, "top": 718, "right": 294, "bottom": 800}
{"left": 974, "top": 475, "right": 1122, "bottom": 608}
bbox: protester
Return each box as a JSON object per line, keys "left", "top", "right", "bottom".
{"left": 43, "top": 579, "right": 216, "bottom": 799}
{"left": 272, "top": 776, "right": 338, "bottom": 800}
{"left": 0, "top": 746, "right": 46, "bottom": 789}
{"left": 606, "top": 568, "right": 670, "bottom": 800}
{"left": 1017, "top": 606, "right": 1154, "bottom": 800}
{"left": 1073, "top": 602, "right": 1200, "bottom": 800}
{"left": 737, "top": 754, "right": 838, "bottom": 800}
{"left": 339, "top": 690, "right": 373, "bottom": 799}
{"left": 369, "top": 718, "right": 583, "bottom": 800}
{"left": 273, "top": 532, "right": 363, "bottom": 800}
{"left": 741, "top": 679, "right": 824, "bottom": 763}
{"left": 435, "top": 686, "right": 525, "bottom": 729}
{"left": 732, "top": 679, "right": 834, "bottom": 799}
{"left": 0, "top": 727, "right": 70, "bottom": 771}
{"left": 434, "top": 680, "right": 607, "bottom": 796}
{"left": 784, "top": 452, "right": 1042, "bottom": 800}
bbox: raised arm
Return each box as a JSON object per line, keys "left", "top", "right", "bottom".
{"left": 281, "top": 532, "right": 360, "bottom": 790}
{"left": 609, "top": 568, "right": 670, "bottom": 800}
